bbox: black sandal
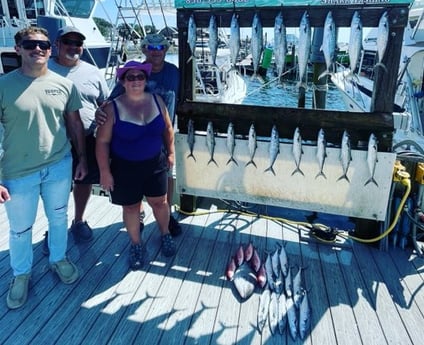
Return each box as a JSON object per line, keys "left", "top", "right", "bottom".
{"left": 161, "top": 234, "right": 176, "bottom": 257}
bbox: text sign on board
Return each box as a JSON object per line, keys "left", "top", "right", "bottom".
{"left": 174, "top": 0, "right": 412, "bottom": 9}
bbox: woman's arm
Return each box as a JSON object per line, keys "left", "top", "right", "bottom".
{"left": 95, "top": 103, "right": 115, "bottom": 192}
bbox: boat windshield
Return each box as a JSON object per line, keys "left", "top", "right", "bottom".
{"left": 54, "top": 0, "right": 96, "bottom": 18}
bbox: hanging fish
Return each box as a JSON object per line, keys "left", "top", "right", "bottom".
{"left": 226, "top": 122, "right": 237, "bottom": 166}
{"left": 245, "top": 124, "right": 257, "bottom": 168}
{"left": 297, "top": 11, "right": 311, "bottom": 89}
{"left": 376, "top": 11, "right": 389, "bottom": 71}
{"left": 187, "top": 14, "right": 197, "bottom": 63}
{"left": 318, "top": 11, "right": 337, "bottom": 80}
{"left": 274, "top": 11, "right": 287, "bottom": 80}
{"left": 316, "top": 128, "right": 327, "bottom": 179}
{"left": 337, "top": 130, "right": 352, "bottom": 182}
{"left": 251, "top": 12, "right": 263, "bottom": 81}
{"left": 229, "top": 12, "right": 241, "bottom": 68}
{"left": 292, "top": 127, "right": 304, "bottom": 176}
{"left": 206, "top": 121, "right": 218, "bottom": 166}
{"left": 187, "top": 119, "right": 196, "bottom": 161}
{"left": 365, "top": 133, "right": 379, "bottom": 187}
{"left": 208, "top": 14, "right": 219, "bottom": 66}
{"left": 348, "top": 11, "right": 363, "bottom": 76}
{"left": 264, "top": 125, "right": 280, "bottom": 176}
{"left": 299, "top": 290, "right": 311, "bottom": 340}
{"left": 257, "top": 288, "right": 271, "bottom": 334}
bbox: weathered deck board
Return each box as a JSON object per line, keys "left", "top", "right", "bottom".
{"left": 1, "top": 196, "right": 424, "bottom": 344}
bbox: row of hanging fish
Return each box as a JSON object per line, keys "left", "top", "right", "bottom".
{"left": 186, "top": 119, "right": 380, "bottom": 186}
{"left": 187, "top": 10, "right": 389, "bottom": 85}
{"left": 257, "top": 244, "right": 311, "bottom": 340}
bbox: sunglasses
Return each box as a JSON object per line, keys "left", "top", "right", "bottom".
{"left": 61, "top": 38, "right": 84, "bottom": 47}
{"left": 20, "top": 40, "right": 51, "bottom": 50}
{"left": 146, "top": 44, "right": 165, "bottom": 51}
{"left": 125, "top": 74, "right": 146, "bottom": 81}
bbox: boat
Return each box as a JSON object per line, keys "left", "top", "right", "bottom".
{"left": 331, "top": 1, "right": 424, "bottom": 151}
{"left": 0, "top": 0, "right": 110, "bottom": 74}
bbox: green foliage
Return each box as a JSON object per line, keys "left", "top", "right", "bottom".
{"left": 93, "top": 17, "right": 113, "bottom": 38}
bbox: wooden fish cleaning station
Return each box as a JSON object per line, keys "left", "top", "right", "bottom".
{"left": 173, "top": 1, "right": 410, "bottom": 241}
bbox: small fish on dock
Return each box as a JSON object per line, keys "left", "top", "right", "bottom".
{"left": 257, "top": 263, "right": 267, "bottom": 288}
{"left": 285, "top": 266, "right": 293, "bottom": 298}
{"left": 186, "top": 119, "right": 196, "bottom": 161}
{"left": 264, "top": 125, "right": 280, "bottom": 176}
{"left": 245, "top": 124, "right": 257, "bottom": 168}
{"left": 233, "top": 262, "right": 257, "bottom": 299}
{"left": 250, "top": 248, "right": 261, "bottom": 272}
{"left": 235, "top": 244, "right": 244, "bottom": 266}
{"left": 337, "top": 130, "right": 352, "bottom": 182}
{"left": 257, "top": 287, "right": 271, "bottom": 334}
{"left": 299, "top": 289, "right": 311, "bottom": 340}
{"left": 225, "top": 257, "right": 236, "bottom": 281}
{"left": 206, "top": 121, "right": 218, "bottom": 166}
{"left": 278, "top": 293, "right": 288, "bottom": 335}
{"left": 316, "top": 128, "right": 327, "bottom": 179}
{"left": 293, "top": 266, "right": 305, "bottom": 308}
{"left": 244, "top": 242, "right": 254, "bottom": 262}
{"left": 226, "top": 122, "right": 238, "bottom": 166}
{"left": 286, "top": 296, "right": 298, "bottom": 340}
{"left": 269, "top": 291, "right": 279, "bottom": 335}
{"left": 279, "top": 243, "right": 289, "bottom": 277}
{"left": 365, "top": 133, "right": 379, "bottom": 187}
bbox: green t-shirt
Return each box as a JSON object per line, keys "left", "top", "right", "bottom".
{"left": 0, "top": 69, "right": 82, "bottom": 180}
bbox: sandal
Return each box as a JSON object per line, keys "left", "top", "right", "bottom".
{"left": 161, "top": 234, "right": 176, "bottom": 257}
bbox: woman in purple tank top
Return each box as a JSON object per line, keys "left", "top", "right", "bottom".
{"left": 96, "top": 60, "right": 177, "bottom": 269}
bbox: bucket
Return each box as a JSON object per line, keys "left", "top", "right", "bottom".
{"left": 261, "top": 47, "right": 273, "bottom": 69}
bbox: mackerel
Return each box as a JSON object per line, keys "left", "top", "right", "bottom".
{"left": 284, "top": 266, "right": 293, "bottom": 298}
{"left": 206, "top": 121, "right": 218, "bottom": 166}
{"left": 251, "top": 13, "right": 263, "bottom": 81}
{"left": 299, "top": 290, "right": 311, "bottom": 340}
{"left": 286, "top": 296, "right": 298, "bottom": 340}
{"left": 226, "top": 122, "right": 237, "bottom": 166}
{"left": 229, "top": 12, "right": 241, "bottom": 68}
{"left": 274, "top": 11, "right": 287, "bottom": 80}
{"left": 348, "top": 11, "right": 363, "bottom": 76}
{"left": 187, "top": 119, "right": 196, "bottom": 161}
{"left": 297, "top": 11, "right": 311, "bottom": 89}
{"left": 257, "top": 288, "right": 271, "bottom": 334}
{"left": 208, "top": 14, "right": 219, "bottom": 66}
{"left": 264, "top": 125, "right": 280, "bottom": 176}
{"left": 292, "top": 127, "right": 304, "bottom": 176}
{"left": 271, "top": 247, "right": 280, "bottom": 278}
{"left": 337, "top": 130, "right": 352, "bottom": 182}
{"left": 365, "top": 133, "right": 379, "bottom": 187}
{"left": 376, "top": 11, "right": 389, "bottom": 71}
{"left": 278, "top": 293, "right": 288, "bottom": 335}
{"left": 269, "top": 291, "right": 279, "bottom": 335}
{"left": 245, "top": 124, "right": 257, "bottom": 168}
{"left": 279, "top": 243, "right": 289, "bottom": 277}
{"left": 318, "top": 11, "right": 337, "bottom": 80}
{"left": 316, "top": 128, "right": 327, "bottom": 179}
{"left": 292, "top": 266, "right": 304, "bottom": 308}
{"left": 187, "top": 14, "right": 197, "bottom": 63}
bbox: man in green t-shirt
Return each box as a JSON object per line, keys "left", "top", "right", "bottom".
{"left": 0, "top": 26, "right": 87, "bottom": 309}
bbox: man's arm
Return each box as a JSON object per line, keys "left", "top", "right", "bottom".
{"left": 65, "top": 110, "right": 88, "bottom": 180}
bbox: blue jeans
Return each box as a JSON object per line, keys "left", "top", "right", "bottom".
{"left": 2, "top": 153, "right": 72, "bottom": 276}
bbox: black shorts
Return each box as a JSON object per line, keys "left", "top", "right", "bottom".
{"left": 72, "top": 133, "right": 100, "bottom": 185}
{"left": 109, "top": 152, "right": 168, "bottom": 206}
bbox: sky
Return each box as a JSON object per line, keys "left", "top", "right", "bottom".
{"left": 93, "top": 0, "right": 366, "bottom": 44}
